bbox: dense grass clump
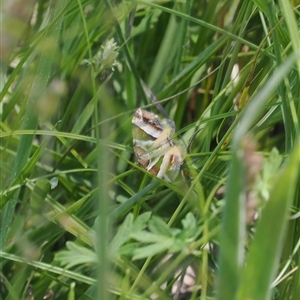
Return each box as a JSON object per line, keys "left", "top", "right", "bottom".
{"left": 1, "top": 1, "right": 299, "bottom": 299}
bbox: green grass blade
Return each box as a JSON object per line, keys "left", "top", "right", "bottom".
{"left": 279, "top": 0, "right": 300, "bottom": 76}
{"left": 217, "top": 50, "right": 300, "bottom": 299}
{"left": 0, "top": 0, "right": 68, "bottom": 250}
{"left": 109, "top": 180, "right": 158, "bottom": 222}
{"left": 237, "top": 142, "right": 300, "bottom": 300}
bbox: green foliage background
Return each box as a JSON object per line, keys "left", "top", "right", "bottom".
{"left": 0, "top": 0, "right": 300, "bottom": 299}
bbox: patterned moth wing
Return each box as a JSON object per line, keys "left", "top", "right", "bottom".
{"left": 132, "top": 108, "right": 186, "bottom": 182}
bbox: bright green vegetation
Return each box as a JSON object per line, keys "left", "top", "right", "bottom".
{"left": 1, "top": 1, "right": 300, "bottom": 299}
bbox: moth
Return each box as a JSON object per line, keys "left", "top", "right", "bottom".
{"left": 132, "top": 108, "right": 186, "bottom": 182}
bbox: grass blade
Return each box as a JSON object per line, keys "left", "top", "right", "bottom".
{"left": 236, "top": 142, "right": 300, "bottom": 300}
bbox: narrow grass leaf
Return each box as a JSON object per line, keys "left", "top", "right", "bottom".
{"left": 0, "top": 136, "right": 51, "bottom": 209}
{"left": 236, "top": 142, "right": 300, "bottom": 300}
{"left": 68, "top": 282, "right": 76, "bottom": 300}
{"left": 109, "top": 180, "right": 158, "bottom": 221}
{"left": 217, "top": 51, "right": 300, "bottom": 299}
{"left": 278, "top": 0, "right": 300, "bottom": 76}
